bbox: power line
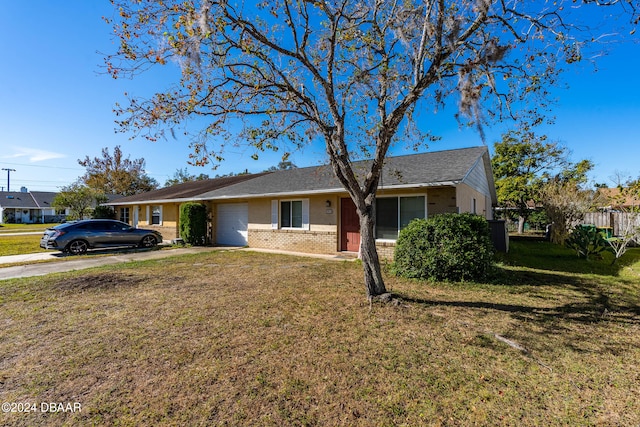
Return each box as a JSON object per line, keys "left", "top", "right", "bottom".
{"left": 10, "top": 178, "right": 76, "bottom": 184}
{"left": 0, "top": 161, "right": 84, "bottom": 172}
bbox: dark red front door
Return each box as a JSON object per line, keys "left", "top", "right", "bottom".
{"left": 340, "top": 198, "right": 360, "bottom": 252}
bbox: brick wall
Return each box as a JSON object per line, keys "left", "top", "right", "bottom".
{"left": 249, "top": 229, "right": 337, "bottom": 254}
{"left": 375, "top": 241, "right": 396, "bottom": 260}
{"left": 142, "top": 224, "right": 177, "bottom": 242}
{"left": 249, "top": 228, "right": 400, "bottom": 259}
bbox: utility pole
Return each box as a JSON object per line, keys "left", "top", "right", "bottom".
{"left": 2, "top": 168, "right": 16, "bottom": 192}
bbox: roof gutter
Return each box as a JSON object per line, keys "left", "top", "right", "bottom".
{"left": 104, "top": 197, "right": 196, "bottom": 206}
{"left": 106, "top": 181, "right": 461, "bottom": 205}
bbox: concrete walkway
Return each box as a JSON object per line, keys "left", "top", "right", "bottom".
{"left": 0, "top": 247, "right": 223, "bottom": 280}
{"left": 0, "top": 247, "right": 357, "bottom": 280}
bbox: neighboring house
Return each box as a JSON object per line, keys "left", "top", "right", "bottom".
{"left": 596, "top": 187, "right": 640, "bottom": 210}
{"left": 0, "top": 189, "right": 124, "bottom": 224}
{"left": 107, "top": 146, "right": 497, "bottom": 258}
{"left": 583, "top": 188, "right": 640, "bottom": 237}
{"left": 0, "top": 190, "right": 67, "bottom": 224}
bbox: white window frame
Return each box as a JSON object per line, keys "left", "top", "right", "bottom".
{"left": 120, "top": 207, "right": 130, "bottom": 224}
{"left": 149, "top": 205, "right": 162, "bottom": 225}
{"left": 375, "top": 194, "right": 427, "bottom": 242}
{"left": 271, "top": 199, "right": 309, "bottom": 230}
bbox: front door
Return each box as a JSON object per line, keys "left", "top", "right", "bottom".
{"left": 340, "top": 198, "right": 360, "bottom": 252}
{"left": 21, "top": 210, "right": 31, "bottom": 224}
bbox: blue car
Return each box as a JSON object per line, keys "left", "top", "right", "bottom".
{"left": 40, "top": 219, "right": 163, "bottom": 255}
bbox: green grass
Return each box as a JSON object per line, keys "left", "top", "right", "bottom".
{"left": 0, "top": 234, "right": 47, "bottom": 256}
{"left": 0, "top": 223, "right": 58, "bottom": 233}
{"left": 498, "top": 238, "right": 631, "bottom": 274}
{"left": 0, "top": 243, "right": 639, "bottom": 426}
{"left": 0, "top": 223, "right": 58, "bottom": 256}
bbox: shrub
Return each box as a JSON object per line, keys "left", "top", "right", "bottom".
{"left": 393, "top": 213, "right": 494, "bottom": 282}
{"left": 565, "top": 225, "right": 608, "bottom": 261}
{"left": 92, "top": 205, "right": 116, "bottom": 219}
{"left": 179, "top": 202, "right": 208, "bottom": 246}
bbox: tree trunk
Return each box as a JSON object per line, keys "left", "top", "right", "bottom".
{"left": 359, "top": 210, "right": 387, "bottom": 298}
{"left": 517, "top": 216, "right": 526, "bottom": 234}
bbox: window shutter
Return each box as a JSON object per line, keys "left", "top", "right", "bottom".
{"left": 302, "top": 199, "right": 310, "bottom": 230}
{"left": 271, "top": 200, "right": 278, "bottom": 229}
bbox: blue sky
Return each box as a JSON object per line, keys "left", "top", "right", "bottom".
{"left": 1, "top": 1, "right": 638, "bottom": 192}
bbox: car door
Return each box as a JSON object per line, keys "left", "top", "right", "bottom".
{"left": 107, "top": 221, "right": 134, "bottom": 245}
{"left": 71, "top": 222, "right": 100, "bottom": 247}
{"left": 89, "top": 221, "right": 113, "bottom": 247}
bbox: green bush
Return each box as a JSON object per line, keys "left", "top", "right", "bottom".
{"left": 92, "top": 205, "right": 116, "bottom": 219}
{"left": 565, "top": 225, "right": 608, "bottom": 260}
{"left": 393, "top": 213, "right": 495, "bottom": 282}
{"left": 179, "top": 203, "right": 208, "bottom": 246}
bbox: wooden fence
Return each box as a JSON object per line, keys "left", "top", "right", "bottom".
{"left": 582, "top": 212, "right": 640, "bottom": 237}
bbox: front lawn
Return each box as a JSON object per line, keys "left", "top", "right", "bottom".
{"left": 0, "top": 243, "right": 638, "bottom": 426}
{"left": 0, "top": 223, "right": 59, "bottom": 233}
{"left": 0, "top": 224, "right": 58, "bottom": 256}
{"left": 0, "top": 234, "right": 47, "bottom": 257}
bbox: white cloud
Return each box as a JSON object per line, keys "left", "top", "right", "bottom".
{"left": 1, "top": 147, "right": 67, "bottom": 162}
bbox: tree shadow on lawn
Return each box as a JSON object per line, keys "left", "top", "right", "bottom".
{"left": 398, "top": 276, "right": 639, "bottom": 356}
{"left": 495, "top": 239, "right": 630, "bottom": 277}
{"left": 397, "top": 266, "right": 640, "bottom": 330}
{"left": 401, "top": 292, "right": 640, "bottom": 327}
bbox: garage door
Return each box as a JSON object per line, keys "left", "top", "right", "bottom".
{"left": 216, "top": 203, "right": 249, "bottom": 246}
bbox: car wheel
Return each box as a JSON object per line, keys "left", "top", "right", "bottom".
{"left": 140, "top": 235, "right": 157, "bottom": 248}
{"left": 66, "top": 240, "right": 88, "bottom": 255}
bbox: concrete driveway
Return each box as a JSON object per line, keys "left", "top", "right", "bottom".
{"left": 0, "top": 246, "right": 356, "bottom": 281}
{"left": 0, "top": 247, "right": 224, "bottom": 280}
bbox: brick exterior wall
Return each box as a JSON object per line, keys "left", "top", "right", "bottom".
{"left": 143, "top": 224, "right": 177, "bottom": 242}
{"left": 376, "top": 241, "right": 396, "bottom": 260}
{"left": 249, "top": 228, "right": 397, "bottom": 259}
{"left": 249, "top": 229, "right": 337, "bottom": 254}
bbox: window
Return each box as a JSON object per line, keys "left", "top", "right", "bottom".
{"left": 120, "top": 207, "right": 130, "bottom": 224}
{"left": 151, "top": 205, "right": 162, "bottom": 225}
{"left": 376, "top": 198, "right": 398, "bottom": 240}
{"left": 376, "top": 195, "right": 425, "bottom": 239}
{"left": 281, "top": 200, "right": 303, "bottom": 228}
{"left": 271, "top": 199, "right": 309, "bottom": 230}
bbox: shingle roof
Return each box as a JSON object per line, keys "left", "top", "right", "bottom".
{"left": 106, "top": 146, "right": 494, "bottom": 205}
{"left": 30, "top": 191, "right": 56, "bottom": 209}
{"left": 199, "top": 146, "right": 490, "bottom": 199}
{"left": 597, "top": 187, "right": 640, "bottom": 208}
{"left": 0, "top": 191, "right": 120, "bottom": 209}
{"left": 110, "top": 173, "right": 271, "bottom": 205}
{"left": 0, "top": 192, "right": 40, "bottom": 208}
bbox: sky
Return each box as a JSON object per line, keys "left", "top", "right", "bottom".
{"left": 1, "top": 1, "right": 639, "bottom": 193}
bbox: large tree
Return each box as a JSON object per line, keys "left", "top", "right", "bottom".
{"left": 492, "top": 129, "right": 593, "bottom": 233}
{"left": 540, "top": 181, "right": 599, "bottom": 245}
{"left": 79, "top": 146, "right": 159, "bottom": 196}
{"left": 105, "top": 0, "right": 637, "bottom": 298}
{"left": 52, "top": 182, "right": 107, "bottom": 220}
{"left": 164, "top": 167, "right": 210, "bottom": 187}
